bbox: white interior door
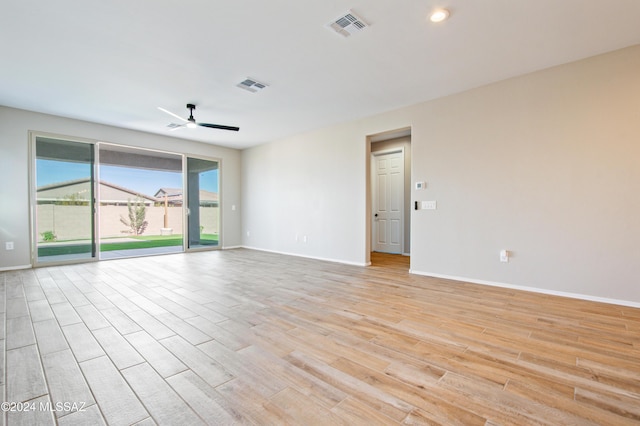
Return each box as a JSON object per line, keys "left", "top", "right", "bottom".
{"left": 372, "top": 150, "right": 404, "bottom": 254}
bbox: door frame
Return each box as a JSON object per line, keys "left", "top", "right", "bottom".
{"left": 29, "top": 132, "right": 223, "bottom": 265}
{"left": 371, "top": 148, "right": 405, "bottom": 255}
{"left": 96, "top": 142, "right": 185, "bottom": 260}
{"left": 365, "top": 127, "right": 412, "bottom": 266}
{"left": 29, "top": 131, "right": 99, "bottom": 267}
{"left": 184, "top": 154, "right": 223, "bottom": 252}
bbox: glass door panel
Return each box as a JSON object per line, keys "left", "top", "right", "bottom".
{"left": 98, "top": 144, "right": 183, "bottom": 259}
{"left": 186, "top": 157, "right": 219, "bottom": 249}
{"left": 35, "top": 137, "right": 95, "bottom": 264}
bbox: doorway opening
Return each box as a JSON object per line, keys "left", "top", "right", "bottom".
{"left": 366, "top": 127, "right": 411, "bottom": 269}
{"left": 98, "top": 144, "right": 184, "bottom": 260}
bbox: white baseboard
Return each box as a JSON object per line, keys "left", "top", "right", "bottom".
{"left": 222, "top": 245, "right": 243, "bottom": 250}
{"left": 241, "top": 246, "right": 369, "bottom": 267}
{"left": 409, "top": 269, "right": 640, "bottom": 309}
{"left": 0, "top": 264, "right": 32, "bottom": 272}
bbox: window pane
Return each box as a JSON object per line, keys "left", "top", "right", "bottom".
{"left": 187, "top": 157, "right": 219, "bottom": 249}
{"left": 35, "top": 137, "right": 95, "bottom": 263}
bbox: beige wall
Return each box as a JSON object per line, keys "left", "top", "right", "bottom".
{"left": 37, "top": 205, "right": 92, "bottom": 241}
{"left": 242, "top": 44, "right": 640, "bottom": 305}
{"left": 99, "top": 206, "right": 185, "bottom": 238}
{"left": 36, "top": 205, "right": 219, "bottom": 240}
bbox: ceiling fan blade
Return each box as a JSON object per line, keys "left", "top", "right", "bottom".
{"left": 198, "top": 123, "right": 240, "bottom": 132}
{"left": 158, "top": 107, "right": 188, "bottom": 122}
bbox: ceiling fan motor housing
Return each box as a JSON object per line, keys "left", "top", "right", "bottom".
{"left": 186, "top": 103, "right": 197, "bottom": 125}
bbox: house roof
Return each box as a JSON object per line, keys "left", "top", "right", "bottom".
{"left": 155, "top": 188, "right": 183, "bottom": 197}
{"left": 37, "top": 179, "right": 218, "bottom": 204}
{"left": 2, "top": 1, "right": 640, "bottom": 149}
{"left": 155, "top": 188, "right": 218, "bottom": 204}
{"left": 37, "top": 179, "right": 157, "bottom": 203}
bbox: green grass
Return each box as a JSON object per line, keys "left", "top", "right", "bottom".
{"left": 38, "top": 234, "right": 218, "bottom": 257}
{"left": 38, "top": 244, "right": 93, "bottom": 257}
{"left": 100, "top": 235, "right": 184, "bottom": 251}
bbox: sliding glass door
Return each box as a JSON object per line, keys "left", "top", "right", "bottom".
{"left": 186, "top": 157, "right": 220, "bottom": 250}
{"left": 32, "top": 136, "right": 222, "bottom": 265}
{"left": 34, "top": 136, "right": 96, "bottom": 264}
{"left": 98, "top": 144, "right": 184, "bottom": 259}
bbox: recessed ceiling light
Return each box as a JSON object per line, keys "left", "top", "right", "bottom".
{"left": 429, "top": 9, "right": 450, "bottom": 23}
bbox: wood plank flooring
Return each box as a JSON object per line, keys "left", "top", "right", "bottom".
{"left": 1, "top": 249, "right": 639, "bottom": 425}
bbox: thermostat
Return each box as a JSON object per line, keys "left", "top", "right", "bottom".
{"left": 415, "top": 181, "right": 426, "bottom": 190}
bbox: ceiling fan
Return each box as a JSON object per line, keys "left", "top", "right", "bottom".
{"left": 158, "top": 103, "right": 239, "bottom": 132}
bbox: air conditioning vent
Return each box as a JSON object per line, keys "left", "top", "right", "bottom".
{"left": 166, "top": 123, "right": 182, "bottom": 128}
{"left": 237, "top": 78, "right": 269, "bottom": 93}
{"left": 327, "top": 10, "right": 369, "bottom": 38}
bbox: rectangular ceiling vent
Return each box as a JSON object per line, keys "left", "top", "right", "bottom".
{"left": 327, "top": 10, "right": 368, "bottom": 38}
{"left": 237, "top": 78, "right": 268, "bottom": 93}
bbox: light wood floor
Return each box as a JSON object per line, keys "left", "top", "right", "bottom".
{"left": 2, "top": 249, "right": 639, "bottom": 425}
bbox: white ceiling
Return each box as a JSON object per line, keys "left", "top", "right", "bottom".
{"left": 2, "top": 1, "right": 640, "bottom": 149}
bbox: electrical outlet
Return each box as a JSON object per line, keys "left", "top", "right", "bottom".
{"left": 500, "top": 250, "right": 509, "bottom": 262}
{"left": 5, "top": 242, "right": 14, "bottom": 250}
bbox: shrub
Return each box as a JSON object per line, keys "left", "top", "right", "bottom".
{"left": 120, "top": 197, "right": 149, "bottom": 235}
{"left": 41, "top": 230, "right": 57, "bottom": 242}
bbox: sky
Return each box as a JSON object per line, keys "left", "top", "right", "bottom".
{"left": 37, "top": 160, "right": 217, "bottom": 196}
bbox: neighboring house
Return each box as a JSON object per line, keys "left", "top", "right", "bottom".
{"left": 37, "top": 178, "right": 156, "bottom": 206}
{"left": 154, "top": 188, "right": 219, "bottom": 207}
{"left": 153, "top": 188, "right": 182, "bottom": 205}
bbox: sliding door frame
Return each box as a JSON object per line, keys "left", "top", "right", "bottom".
{"left": 29, "top": 131, "right": 100, "bottom": 267}
{"left": 184, "top": 154, "right": 223, "bottom": 252}
{"left": 29, "top": 132, "right": 225, "bottom": 266}
{"left": 96, "top": 142, "right": 186, "bottom": 260}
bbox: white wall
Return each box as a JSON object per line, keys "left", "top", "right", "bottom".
{"left": 240, "top": 124, "right": 372, "bottom": 265}
{"left": 0, "top": 107, "right": 242, "bottom": 269}
{"left": 241, "top": 45, "right": 640, "bottom": 305}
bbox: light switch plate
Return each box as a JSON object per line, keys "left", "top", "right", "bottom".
{"left": 422, "top": 200, "right": 437, "bottom": 210}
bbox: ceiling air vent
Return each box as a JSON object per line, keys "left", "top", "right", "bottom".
{"left": 327, "top": 10, "right": 368, "bottom": 38}
{"left": 237, "top": 78, "right": 268, "bottom": 93}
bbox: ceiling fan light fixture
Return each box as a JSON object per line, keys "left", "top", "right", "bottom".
{"left": 429, "top": 8, "right": 450, "bottom": 23}
{"left": 186, "top": 121, "right": 197, "bottom": 129}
